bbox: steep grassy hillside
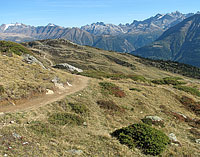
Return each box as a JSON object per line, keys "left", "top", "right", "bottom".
{"left": 0, "top": 41, "right": 74, "bottom": 107}
{"left": 0, "top": 40, "right": 200, "bottom": 156}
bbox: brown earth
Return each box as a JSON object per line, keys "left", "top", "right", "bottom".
{"left": 0, "top": 75, "right": 89, "bottom": 113}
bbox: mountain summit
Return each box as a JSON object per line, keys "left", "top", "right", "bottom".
{"left": 133, "top": 14, "right": 200, "bottom": 67}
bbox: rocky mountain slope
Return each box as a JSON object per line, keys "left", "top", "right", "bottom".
{"left": 82, "top": 11, "right": 193, "bottom": 35}
{"left": 133, "top": 14, "right": 200, "bottom": 68}
{"left": 0, "top": 39, "right": 200, "bottom": 156}
{"left": 0, "top": 11, "right": 194, "bottom": 52}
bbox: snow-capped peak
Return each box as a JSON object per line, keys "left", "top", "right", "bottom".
{"left": 3, "top": 23, "right": 22, "bottom": 31}
{"left": 47, "top": 23, "right": 56, "bottom": 27}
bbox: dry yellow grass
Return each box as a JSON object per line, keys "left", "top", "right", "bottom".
{"left": 0, "top": 75, "right": 200, "bottom": 156}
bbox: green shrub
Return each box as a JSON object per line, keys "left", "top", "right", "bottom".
{"left": 128, "top": 75, "right": 148, "bottom": 82}
{"left": 152, "top": 77, "right": 185, "bottom": 85}
{"left": 48, "top": 113, "right": 84, "bottom": 125}
{"left": 99, "top": 82, "right": 126, "bottom": 98}
{"left": 0, "top": 41, "right": 31, "bottom": 56}
{"left": 97, "top": 100, "right": 123, "bottom": 112}
{"left": 0, "top": 85, "right": 4, "bottom": 94}
{"left": 111, "top": 123, "right": 170, "bottom": 155}
{"left": 68, "top": 102, "right": 89, "bottom": 115}
{"left": 174, "top": 85, "right": 200, "bottom": 97}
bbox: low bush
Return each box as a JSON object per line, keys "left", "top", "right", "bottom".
{"left": 152, "top": 77, "right": 185, "bottom": 85}
{"left": 0, "top": 85, "right": 4, "bottom": 94}
{"left": 48, "top": 113, "right": 84, "bottom": 125}
{"left": 190, "top": 128, "right": 200, "bottom": 138}
{"left": 99, "top": 82, "right": 126, "bottom": 98}
{"left": 68, "top": 102, "right": 89, "bottom": 115}
{"left": 0, "top": 41, "right": 31, "bottom": 56}
{"left": 174, "top": 85, "right": 200, "bottom": 97}
{"left": 128, "top": 75, "right": 148, "bottom": 82}
{"left": 111, "top": 123, "right": 170, "bottom": 155}
{"left": 97, "top": 100, "right": 122, "bottom": 112}
{"left": 179, "top": 96, "right": 200, "bottom": 115}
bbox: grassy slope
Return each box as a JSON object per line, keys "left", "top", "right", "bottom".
{"left": 0, "top": 39, "right": 200, "bottom": 156}
{"left": 0, "top": 41, "right": 74, "bottom": 106}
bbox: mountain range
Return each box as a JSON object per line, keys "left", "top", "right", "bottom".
{"left": 133, "top": 14, "right": 200, "bottom": 67}
{"left": 0, "top": 11, "right": 194, "bottom": 52}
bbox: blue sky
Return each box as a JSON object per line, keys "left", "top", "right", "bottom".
{"left": 0, "top": 0, "right": 199, "bottom": 27}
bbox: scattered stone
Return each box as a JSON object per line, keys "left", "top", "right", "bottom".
{"left": 195, "top": 139, "right": 200, "bottom": 144}
{"left": 168, "top": 133, "right": 181, "bottom": 146}
{"left": 23, "top": 54, "right": 46, "bottom": 69}
{"left": 169, "top": 133, "right": 177, "bottom": 142}
{"left": 53, "top": 63, "right": 83, "bottom": 73}
{"left": 51, "top": 77, "right": 59, "bottom": 83}
{"left": 145, "top": 116, "right": 162, "bottom": 121}
{"left": 0, "top": 112, "right": 4, "bottom": 116}
{"left": 55, "top": 83, "right": 65, "bottom": 90}
{"left": 142, "top": 115, "right": 164, "bottom": 127}
{"left": 46, "top": 89, "right": 54, "bottom": 95}
{"left": 67, "top": 149, "right": 83, "bottom": 155}
{"left": 23, "top": 142, "right": 29, "bottom": 145}
{"left": 67, "top": 82, "right": 72, "bottom": 87}
{"left": 10, "top": 121, "right": 15, "bottom": 124}
{"left": 83, "top": 122, "right": 87, "bottom": 126}
{"left": 12, "top": 133, "right": 21, "bottom": 139}
{"left": 4, "top": 154, "right": 8, "bottom": 157}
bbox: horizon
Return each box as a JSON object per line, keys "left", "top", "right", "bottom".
{"left": 1, "top": 0, "right": 200, "bottom": 27}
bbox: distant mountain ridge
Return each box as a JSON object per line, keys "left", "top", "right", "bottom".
{"left": 0, "top": 11, "right": 196, "bottom": 52}
{"left": 81, "top": 11, "right": 194, "bottom": 35}
{"left": 132, "top": 14, "right": 200, "bottom": 67}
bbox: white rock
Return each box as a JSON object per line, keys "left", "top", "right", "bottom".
{"left": 195, "top": 139, "right": 200, "bottom": 144}
{"left": 146, "top": 116, "right": 162, "bottom": 121}
{"left": 46, "top": 89, "right": 54, "bottom": 95}
{"left": 67, "top": 149, "right": 83, "bottom": 155}
{"left": 67, "top": 82, "right": 72, "bottom": 87}
{"left": 169, "top": 133, "right": 178, "bottom": 142}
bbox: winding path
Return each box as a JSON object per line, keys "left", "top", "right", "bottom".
{"left": 0, "top": 75, "right": 89, "bottom": 113}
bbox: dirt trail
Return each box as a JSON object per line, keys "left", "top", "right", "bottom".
{"left": 0, "top": 75, "right": 89, "bottom": 113}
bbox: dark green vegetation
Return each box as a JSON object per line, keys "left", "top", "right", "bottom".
{"left": 152, "top": 77, "right": 185, "bottom": 85}
{"left": 135, "top": 56, "right": 200, "bottom": 79}
{"left": 0, "top": 85, "right": 4, "bottom": 94}
{"left": 48, "top": 113, "right": 84, "bottom": 125}
{"left": 0, "top": 41, "right": 31, "bottom": 56}
{"left": 96, "top": 100, "right": 122, "bottom": 112}
{"left": 174, "top": 85, "right": 200, "bottom": 97}
{"left": 111, "top": 123, "right": 170, "bottom": 155}
{"left": 68, "top": 102, "right": 89, "bottom": 115}
{"left": 99, "top": 82, "right": 126, "bottom": 98}
{"left": 133, "top": 14, "right": 200, "bottom": 68}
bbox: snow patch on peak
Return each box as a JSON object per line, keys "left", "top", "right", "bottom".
{"left": 3, "top": 23, "right": 22, "bottom": 31}
{"left": 47, "top": 23, "right": 56, "bottom": 27}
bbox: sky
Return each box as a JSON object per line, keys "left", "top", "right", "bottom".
{"left": 0, "top": 0, "right": 199, "bottom": 27}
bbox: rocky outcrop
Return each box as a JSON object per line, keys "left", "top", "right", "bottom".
{"left": 53, "top": 63, "right": 83, "bottom": 73}
{"left": 22, "top": 54, "right": 46, "bottom": 69}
